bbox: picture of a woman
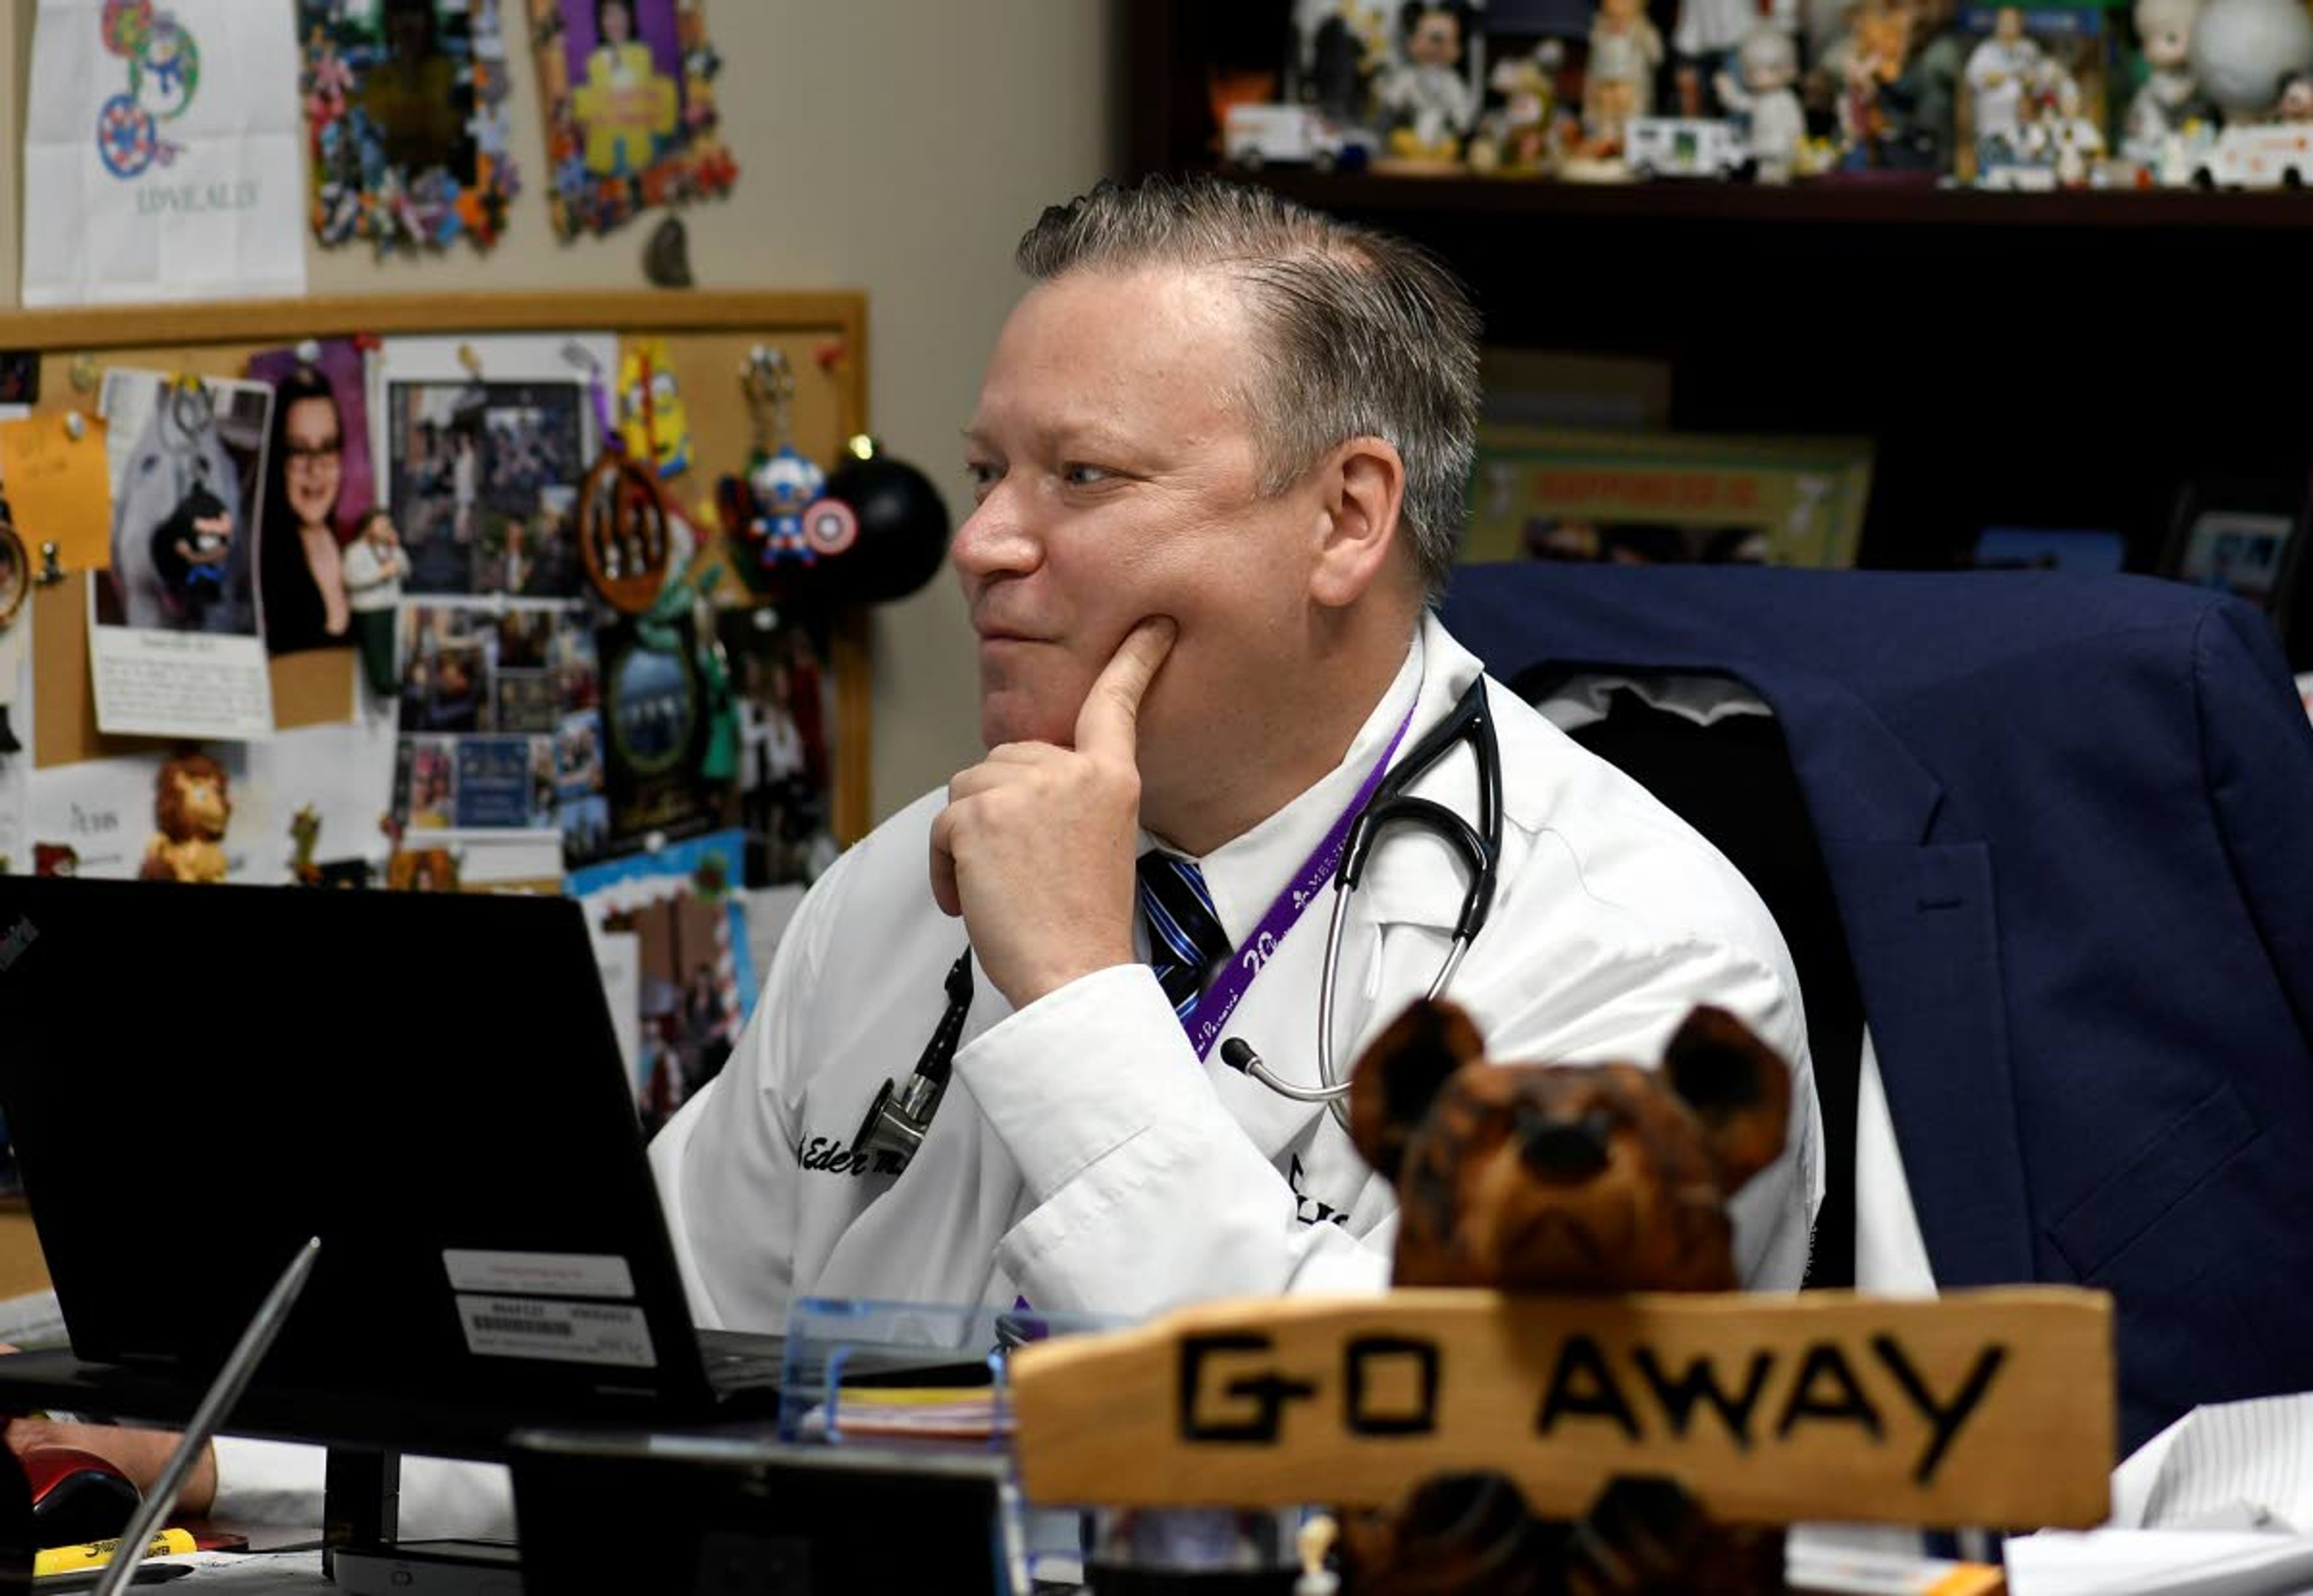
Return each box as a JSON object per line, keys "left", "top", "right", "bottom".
{"left": 258, "top": 367, "right": 355, "bottom": 655}
{"left": 568, "top": 0, "right": 679, "bottom": 175}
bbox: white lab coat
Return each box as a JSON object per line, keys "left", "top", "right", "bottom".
{"left": 653, "top": 614, "right": 1821, "bottom": 1332}
{"left": 208, "top": 615, "right": 1821, "bottom": 1534}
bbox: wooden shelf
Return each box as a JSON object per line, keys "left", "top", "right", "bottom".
{"left": 1235, "top": 169, "right": 2313, "bottom": 231}
{"left": 1120, "top": 0, "right": 2313, "bottom": 594}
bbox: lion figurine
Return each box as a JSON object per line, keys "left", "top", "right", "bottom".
{"left": 139, "top": 751, "right": 231, "bottom": 884}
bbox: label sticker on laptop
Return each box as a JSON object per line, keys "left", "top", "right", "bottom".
{"left": 455, "top": 1294, "right": 657, "bottom": 1368}
{"left": 443, "top": 1250, "right": 635, "bottom": 1300}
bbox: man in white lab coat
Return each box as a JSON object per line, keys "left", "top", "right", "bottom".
{"left": 651, "top": 174, "right": 1820, "bottom": 1329}
{"left": 12, "top": 175, "right": 1817, "bottom": 1534}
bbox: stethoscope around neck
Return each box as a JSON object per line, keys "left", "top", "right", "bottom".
{"left": 852, "top": 676, "right": 1505, "bottom": 1166}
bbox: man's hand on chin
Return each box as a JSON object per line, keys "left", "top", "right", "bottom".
{"left": 931, "top": 617, "right": 1177, "bottom": 1011}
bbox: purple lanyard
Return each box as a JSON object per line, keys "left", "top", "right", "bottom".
{"left": 1179, "top": 700, "right": 1419, "bottom": 1060}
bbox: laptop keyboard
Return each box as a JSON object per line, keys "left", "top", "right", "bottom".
{"left": 698, "top": 1327, "right": 787, "bottom": 1394}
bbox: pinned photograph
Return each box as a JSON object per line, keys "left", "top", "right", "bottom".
{"left": 89, "top": 370, "right": 277, "bottom": 740}
{"left": 248, "top": 338, "right": 378, "bottom": 656}
{"left": 395, "top": 599, "right": 607, "bottom": 852}
{"left": 566, "top": 829, "right": 754, "bottom": 1135}
{"left": 387, "top": 380, "right": 587, "bottom": 597}
{"left": 720, "top": 607, "right": 839, "bottom": 888}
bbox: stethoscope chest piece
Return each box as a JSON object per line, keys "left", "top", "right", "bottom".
{"left": 852, "top": 949, "right": 975, "bottom": 1171}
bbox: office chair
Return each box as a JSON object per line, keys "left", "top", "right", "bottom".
{"left": 1440, "top": 563, "right": 2313, "bottom": 1457}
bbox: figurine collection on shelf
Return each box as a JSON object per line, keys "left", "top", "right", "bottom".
{"left": 1220, "top": 0, "right": 2313, "bottom": 190}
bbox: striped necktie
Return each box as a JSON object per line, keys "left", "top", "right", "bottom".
{"left": 1137, "top": 852, "right": 1230, "bottom": 1022}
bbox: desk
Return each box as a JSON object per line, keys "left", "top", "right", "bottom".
{"left": 80, "top": 1550, "right": 331, "bottom": 1592}
{"left": 0, "top": 1351, "right": 778, "bottom": 1571}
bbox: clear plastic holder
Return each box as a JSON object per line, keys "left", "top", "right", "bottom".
{"left": 778, "top": 1295, "right": 1128, "bottom": 1450}
{"left": 781, "top": 1297, "right": 1139, "bottom": 1590}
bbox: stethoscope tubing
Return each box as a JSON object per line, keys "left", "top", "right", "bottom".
{"left": 861, "top": 676, "right": 1503, "bottom": 1165}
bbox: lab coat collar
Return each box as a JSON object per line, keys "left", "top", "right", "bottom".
{"left": 1185, "top": 614, "right": 1495, "bottom": 1167}
{"left": 1153, "top": 623, "right": 1431, "bottom": 950}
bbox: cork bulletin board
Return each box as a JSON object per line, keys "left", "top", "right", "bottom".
{"left": 0, "top": 288, "right": 875, "bottom": 843}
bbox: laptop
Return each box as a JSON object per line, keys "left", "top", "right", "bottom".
{"left": 0, "top": 874, "right": 781, "bottom": 1439}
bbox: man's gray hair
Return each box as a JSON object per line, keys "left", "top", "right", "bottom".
{"left": 1015, "top": 175, "right": 1481, "bottom": 603}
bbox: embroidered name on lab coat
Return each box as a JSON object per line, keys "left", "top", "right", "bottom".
{"left": 796, "top": 1133, "right": 905, "bottom": 1179}
{"left": 1290, "top": 1155, "right": 1349, "bottom": 1228}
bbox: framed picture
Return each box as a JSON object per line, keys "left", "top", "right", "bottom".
{"left": 1953, "top": 5, "right": 2112, "bottom": 185}
{"left": 1465, "top": 424, "right": 1875, "bottom": 570}
{"left": 2159, "top": 478, "right": 2309, "bottom": 629}
{"left": 529, "top": 0, "right": 738, "bottom": 240}
{"left": 299, "top": 0, "right": 520, "bottom": 252}
{"left": 1968, "top": 526, "right": 2128, "bottom": 574}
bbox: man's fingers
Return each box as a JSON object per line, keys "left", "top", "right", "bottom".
{"left": 4, "top": 1417, "right": 57, "bottom": 1450}
{"left": 1073, "top": 617, "right": 1177, "bottom": 764}
{"left": 928, "top": 806, "right": 963, "bottom": 918}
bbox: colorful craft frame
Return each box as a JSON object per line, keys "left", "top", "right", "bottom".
{"left": 298, "top": 0, "right": 520, "bottom": 254}
{"left": 528, "top": 0, "right": 738, "bottom": 241}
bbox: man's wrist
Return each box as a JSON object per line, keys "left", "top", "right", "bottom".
{"left": 1001, "top": 948, "right": 1140, "bottom": 1011}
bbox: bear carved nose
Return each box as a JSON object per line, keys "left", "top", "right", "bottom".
{"left": 1517, "top": 1106, "right": 1612, "bottom": 1180}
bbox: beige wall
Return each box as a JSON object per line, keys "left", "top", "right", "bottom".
{"left": 1, "top": 0, "right": 1119, "bottom": 821}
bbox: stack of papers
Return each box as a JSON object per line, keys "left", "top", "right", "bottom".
{"left": 2009, "top": 1392, "right": 2313, "bottom": 1594}
{"left": 2006, "top": 1531, "right": 2313, "bottom": 1595}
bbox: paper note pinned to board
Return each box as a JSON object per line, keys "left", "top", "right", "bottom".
{"left": 0, "top": 411, "right": 113, "bottom": 572}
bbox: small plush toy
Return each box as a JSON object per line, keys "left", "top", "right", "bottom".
{"left": 1336, "top": 998, "right": 1794, "bottom": 1595}
{"left": 140, "top": 750, "right": 231, "bottom": 884}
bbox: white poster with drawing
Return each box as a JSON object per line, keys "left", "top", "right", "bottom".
{"left": 89, "top": 369, "right": 276, "bottom": 740}
{"left": 20, "top": 0, "right": 305, "bottom": 306}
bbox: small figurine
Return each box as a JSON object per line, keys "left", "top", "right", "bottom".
{"left": 1714, "top": 26, "right": 1806, "bottom": 180}
{"left": 719, "top": 347, "right": 826, "bottom": 585}
{"left": 341, "top": 507, "right": 410, "bottom": 698}
{"left": 140, "top": 750, "right": 231, "bottom": 885}
{"left": 1468, "top": 40, "right": 1566, "bottom": 173}
{"left": 2281, "top": 69, "right": 2313, "bottom": 120}
{"left": 290, "top": 805, "right": 322, "bottom": 885}
{"left": 1837, "top": 43, "right": 1889, "bottom": 162}
{"left": 2124, "top": 0, "right": 2212, "bottom": 159}
{"left": 1584, "top": 0, "right": 1666, "bottom": 154}
{"left": 617, "top": 337, "right": 692, "bottom": 479}
{"left": 1375, "top": 2, "right": 1481, "bottom": 167}
{"left": 2015, "top": 54, "right": 2102, "bottom": 184}
{"left": 1298, "top": 0, "right": 1392, "bottom": 121}
{"left": 288, "top": 805, "right": 372, "bottom": 888}
{"left": 1675, "top": 0, "right": 1797, "bottom": 116}
{"left": 1829, "top": 0, "right": 1920, "bottom": 167}
{"left": 1964, "top": 7, "right": 2041, "bottom": 171}
{"left": 1896, "top": 0, "right": 1968, "bottom": 170}
{"left": 149, "top": 482, "right": 234, "bottom": 606}
{"left": 2190, "top": 0, "right": 2313, "bottom": 125}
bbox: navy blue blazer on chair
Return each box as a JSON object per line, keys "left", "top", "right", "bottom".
{"left": 1441, "top": 564, "right": 2313, "bottom": 1457}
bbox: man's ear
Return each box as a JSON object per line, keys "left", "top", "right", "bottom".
{"left": 1347, "top": 998, "right": 1487, "bottom": 1182}
{"left": 1662, "top": 1006, "right": 1793, "bottom": 1195}
{"left": 1308, "top": 437, "right": 1408, "bottom": 609}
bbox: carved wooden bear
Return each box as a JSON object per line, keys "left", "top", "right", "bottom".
{"left": 1335, "top": 998, "right": 1796, "bottom": 1596}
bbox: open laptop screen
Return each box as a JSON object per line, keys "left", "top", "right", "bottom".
{"left": 0, "top": 876, "right": 718, "bottom": 1422}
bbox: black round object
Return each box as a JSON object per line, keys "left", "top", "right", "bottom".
{"left": 797, "top": 444, "right": 951, "bottom": 606}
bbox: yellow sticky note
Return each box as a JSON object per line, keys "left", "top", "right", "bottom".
{"left": 0, "top": 412, "right": 114, "bottom": 572}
